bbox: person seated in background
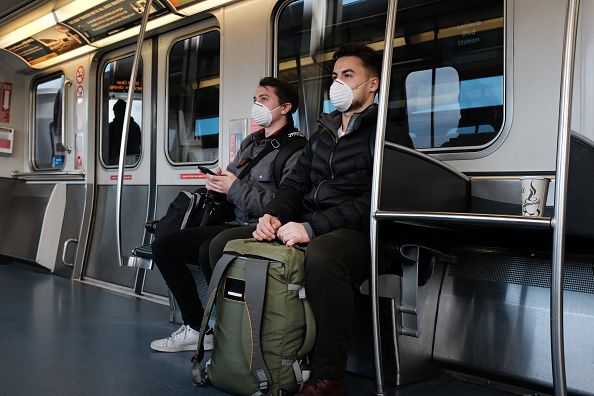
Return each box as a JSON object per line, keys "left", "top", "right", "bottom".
{"left": 108, "top": 99, "right": 142, "bottom": 165}
{"left": 209, "top": 43, "right": 413, "bottom": 395}
{"left": 150, "top": 77, "right": 304, "bottom": 353}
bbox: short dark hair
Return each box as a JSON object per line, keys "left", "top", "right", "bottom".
{"left": 332, "top": 42, "right": 382, "bottom": 82}
{"left": 113, "top": 99, "right": 126, "bottom": 115}
{"left": 258, "top": 77, "right": 299, "bottom": 116}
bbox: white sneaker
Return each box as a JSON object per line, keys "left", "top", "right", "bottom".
{"left": 151, "top": 325, "right": 199, "bottom": 352}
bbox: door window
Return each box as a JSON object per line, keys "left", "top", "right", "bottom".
{"left": 100, "top": 55, "right": 143, "bottom": 167}
{"left": 167, "top": 30, "right": 220, "bottom": 164}
{"left": 33, "top": 74, "right": 65, "bottom": 170}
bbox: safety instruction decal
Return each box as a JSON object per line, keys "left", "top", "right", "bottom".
{"left": 76, "top": 86, "right": 84, "bottom": 104}
{"left": 0, "top": 82, "right": 12, "bottom": 123}
{"left": 179, "top": 173, "right": 206, "bottom": 180}
{"left": 76, "top": 66, "right": 85, "bottom": 84}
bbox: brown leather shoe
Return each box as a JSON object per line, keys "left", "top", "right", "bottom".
{"left": 296, "top": 376, "right": 348, "bottom": 396}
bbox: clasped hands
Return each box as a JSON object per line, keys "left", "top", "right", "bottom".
{"left": 253, "top": 214, "right": 310, "bottom": 247}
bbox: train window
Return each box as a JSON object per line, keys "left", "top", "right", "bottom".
{"left": 167, "top": 30, "right": 220, "bottom": 164}
{"left": 276, "top": 0, "right": 504, "bottom": 151}
{"left": 33, "top": 74, "right": 66, "bottom": 170}
{"left": 100, "top": 56, "right": 143, "bottom": 167}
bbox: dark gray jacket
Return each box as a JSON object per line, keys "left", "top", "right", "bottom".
{"left": 226, "top": 125, "right": 303, "bottom": 226}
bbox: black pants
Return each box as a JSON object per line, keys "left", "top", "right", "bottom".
{"left": 152, "top": 225, "right": 228, "bottom": 330}
{"left": 210, "top": 226, "right": 369, "bottom": 379}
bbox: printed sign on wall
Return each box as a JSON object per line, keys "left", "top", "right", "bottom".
{"left": 0, "top": 82, "right": 12, "bottom": 123}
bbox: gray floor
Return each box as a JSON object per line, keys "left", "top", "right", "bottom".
{"left": 0, "top": 262, "right": 521, "bottom": 396}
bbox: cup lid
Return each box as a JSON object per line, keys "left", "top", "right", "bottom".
{"left": 519, "top": 176, "right": 549, "bottom": 180}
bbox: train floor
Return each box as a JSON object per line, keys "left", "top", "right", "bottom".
{"left": 0, "top": 261, "right": 522, "bottom": 396}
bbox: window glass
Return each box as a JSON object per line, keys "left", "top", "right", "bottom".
{"left": 33, "top": 74, "right": 65, "bottom": 170}
{"left": 101, "top": 56, "right": 143, "bottom": 167}
{"left": 276, "top": 0, "right": 504, "bottom": 150}
{"left": 167, "top": 30, "right": 220, "bottom": 164}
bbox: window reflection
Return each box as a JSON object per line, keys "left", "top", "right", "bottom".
{"left": 33, "top": 74, "right": 65, "bottom": 170}
{"left": 276, "top": 0, "right": 504, "bottom": 150}
{"left": 101, "top": 56, "right": 143, "bottom": 167}
{"left": 406, "top": 67, "right": 462, "bottom": 148}
{"left": 167, "top": 30, "right": 220, "bottom": 164}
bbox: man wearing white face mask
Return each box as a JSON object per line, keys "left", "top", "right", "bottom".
{"left": 210, "top": 43, "right": 413, "bottom": 395}
{"left": 150, "top": 77, "right": 304, "bottom": 354}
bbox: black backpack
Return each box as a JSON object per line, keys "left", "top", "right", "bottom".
{"left": 154, "top": 131, "right": 306, "bottom": 238}
{"left": 153, "top": 189, "right": 234, "bottom": 239}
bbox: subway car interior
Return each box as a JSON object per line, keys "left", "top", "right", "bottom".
{"left": 0, "top": 0, "right": 593, "bottom": 394}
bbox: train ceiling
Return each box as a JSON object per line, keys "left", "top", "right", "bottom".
{"left": 0, "top": 0, "right": 36, "bottom": 20}
{"left": 0, "top": 0, "right": 236, "bottom": 70}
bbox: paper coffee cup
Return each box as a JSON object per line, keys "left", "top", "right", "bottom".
{"left": 520, "top": 177, "right": 550, "bottom": 216}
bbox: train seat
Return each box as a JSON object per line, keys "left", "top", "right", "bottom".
{"left": 125, "top": 220, "right": 158, "bottom": 269}
{"left": 132, "top": 220, "right": 159, "bottom": 258}
{"left": 566, "top": 132, "right": 594, "bottom": 238}
{"left": 130, "top": 220, "right": 182, "bottom": 322}
{"left": 132, "top": 243, "right": 154, "bottom": 259}
{"left": 359, "top": 142, "right": 470, "bottom": 336}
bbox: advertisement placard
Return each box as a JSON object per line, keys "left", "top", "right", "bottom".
{"left": 62, "top": 0, "right": 168, "bottom": 43}
{"left": 5, "top": 25, "right": 86, "bottom": 66}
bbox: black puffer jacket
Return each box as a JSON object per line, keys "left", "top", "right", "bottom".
{"left": 265, "top": 104, "right": 414, "bottom": 236}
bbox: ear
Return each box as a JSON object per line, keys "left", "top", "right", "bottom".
{"left": 281, "top": 103, "right": 292, "bottom": 115}
{"left": 368, "top": 77, "right": 380, "bottom": 93}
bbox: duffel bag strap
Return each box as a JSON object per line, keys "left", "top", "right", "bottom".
{"left": 280, "top": 359, "right": 305, "bottom": 386}
{"left": 288, "top": 284, "right": 316, "bottom": 359}
{"left": 192, "top": 254, "right": 236, "bottom": 386}
{"left": 244, "top": 257, "right": 273, "bottom": 394}
{"left": 298, "top": 298, "right": 316, "bottom": 358}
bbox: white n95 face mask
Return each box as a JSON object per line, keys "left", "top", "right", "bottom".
{"left": 329, "top": 78, "right": 371, "bottom": 112}
{"left": 251, "top": 102, "right": 283, "bottom": 128}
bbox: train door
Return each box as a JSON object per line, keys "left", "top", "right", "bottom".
{"left": 82, "top": 20, "right": 221, "bottom": 299}
{"left": 142, "top": 24, "right": 221, "bottom": 298}
{"left": 83, "top": 43, "right": 154, "bottom": 293}
{"left": 10, "top": 65, "right": 88, "bottom": 279}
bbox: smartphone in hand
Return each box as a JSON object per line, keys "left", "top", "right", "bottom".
{"left": 198, "top": 165, "right": 216, "bottom": 175}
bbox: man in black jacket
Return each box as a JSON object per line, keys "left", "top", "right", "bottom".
{"left": 210, "top": 43, "right": 413, "bottom": 395}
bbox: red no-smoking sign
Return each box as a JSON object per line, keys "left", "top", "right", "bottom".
{"left": 76, "top": 86, "right": 84, "bottom": 104}
{"left": 76, "top": 66, "right": 85, "bottom": 84}
{"left": 0, "top": 83, "right": 12, "bottom": 123}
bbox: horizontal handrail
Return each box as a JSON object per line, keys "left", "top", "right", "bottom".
{"left": 375, "top": 210, "right": 552, "bottom": 230}
{"left": 11, "top": 171, "right": 85, "bottom": 180}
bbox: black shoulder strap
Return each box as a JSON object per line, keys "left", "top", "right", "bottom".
{"left": 236, "top": 128, "right": 305, "bottom": 185}
{"left": 236, "top": 136, "right": 277, "bottom": 181}
{"left": 273, "top": 133, "right": 306, "bottom": 187}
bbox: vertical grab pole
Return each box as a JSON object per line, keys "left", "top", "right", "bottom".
{"left": 370, "top": 0, "right": 399, "bottom": 395}
{"left": 551, "top": 0, "right": 579, "bottom": 394}
{"left": 61, "top": 78, "right": 73, "bottom": 153}
{"left": 115, "top": 0, "right": 153, "bottom": 265}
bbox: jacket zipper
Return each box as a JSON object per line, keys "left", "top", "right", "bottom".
{"left": 313, "top": 179, "right": 327, "bottom": 205}
{"left": 312, "top": 129, "right": 338, "bottom": 206}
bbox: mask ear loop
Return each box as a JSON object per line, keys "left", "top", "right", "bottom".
{"left": 279, "top": 103, "right": 290, "bottom": 116}
{"left": 352, "top": 78, "right": 372, "bottom": 93}
{"left": 268, "top": 103, "right": 285, "bottom": 116}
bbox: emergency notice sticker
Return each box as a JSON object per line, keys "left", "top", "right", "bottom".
{"left": 179, "top": 173, "right": 206, "bottom": 180}
{"left": 0, "top": 127, "right": 13, "bottom": 154}
{"left": 0, "top": 83, "right": 12, "bottom": 123}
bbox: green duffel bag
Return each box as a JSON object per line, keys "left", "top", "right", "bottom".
{"left": 192, "top": 238, "right": 316, "bottom": 396}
